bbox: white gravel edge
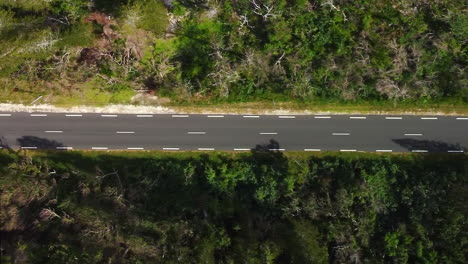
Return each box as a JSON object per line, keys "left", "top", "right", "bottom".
{"left": 0, "top": 103, "right": 464, "bottom": 116}
{"left": 0, "top": 103, "right": 176, "bottom": 114}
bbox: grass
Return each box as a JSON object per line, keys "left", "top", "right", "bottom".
{"left": 0, "top": 77, "right": 135, "bottom": 107}
{"left": 165, "top": 98, "right": 468, "bottom": 115}
{"left": 25, "top": 149, "right": 467, "bottom": 161}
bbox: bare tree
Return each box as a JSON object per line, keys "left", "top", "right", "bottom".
{"left": 321, "top": 0, "right": 347, "bottom": 21}
{"left": 207, "top": 55, "right": 240, "bottom": 97}
{"left": 251, "top": 0, "right": 276, "bottom": 21}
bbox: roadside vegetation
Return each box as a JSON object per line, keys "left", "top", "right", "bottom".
{"left": 0, "top": 0, "right": 467, "bottom": 110}
{"left": 1, "top": 149, "right": 467, "bottom": 263}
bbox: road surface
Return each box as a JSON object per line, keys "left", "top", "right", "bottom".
{"left": 0, "top": 112, "right": 467, "bottom": 152}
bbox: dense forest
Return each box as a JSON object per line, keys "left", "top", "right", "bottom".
{"left": 0, "top": 0, "right": 467, "bottom": 105}
{"left": 1, "top": 150, "right": 467, "bottom": 263}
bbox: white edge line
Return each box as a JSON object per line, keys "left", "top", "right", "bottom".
{"left": 412, "top": 150, "right": 428, "bottom": 153}
{"left": 31, "top": 114, "right": 47, "bottom": 117}
{"left": 278, "top": 116, "right": 295, "bottom": 119}
{"left": 137, "top": 115, "right": 153, "bottom": 118}
{"left": 21, "top": 147, "right": 37, "bottom": 149}
{"left": 448, "top": 150, "right": 464, "bottom": 153}
{"left": 0, "top": 114, "right": 12, "bottom": 117}
{"left": 198, "top": 148, "right": 215, "bottom": 151}
{"left": 101, "top": 115, "right": 118, "bottom": 117}
{"left": 66, "top": 114, "right": 82, "bottom": 117}
{"left": 386, "top": 117, "right": 403, "bottom": 120}
{"left": 207, "top": 115, "right": 224, "bottom": 118}
{"left": 127, "top": 147, "right": 144, "bottom": 150}
{"left": 304, "top": 149, "right": 321, "bottom": 151}
{"left": 340, "top": 149, "right": 357, "bottom": 152}
{"left": 163, "top": 148, "right": 180, "bottom": 150}
{"left": 92, "top": 147, "right": 109, "bottom": 150}
{"left": 376, "top": 150, "right": 393, "bottom": 152}
{"left": 350, "top": 116, "right": 367, "bottom": 119}
{"left": 56, "top": 147, "right": 73, "bottom": 150}
{"left": 234, "top": 148, "right": 250, "bottom": 151}
{"left": 456, "top": 117, "right": 468, "bottom": 120}
{"left": 45, "top": 131, "right": 63, "bottom": 133}
{"left": 269, "top": 148, "right": 285, "bottom": 151}
{"left": 243, "top": 115, "right": 260, "bottom": 118}
{"left": 172, "top": 115, "right": 189, "bottom": 118}
{"left": 314, "top": 116, "right": 331, "bottom": 119}
{"left": 421, "top": 117, "right": 438, "bottom": 120}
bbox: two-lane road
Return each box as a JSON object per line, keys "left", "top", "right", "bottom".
{"left": 0, "top": 112, "right": 467, "bottom": 152}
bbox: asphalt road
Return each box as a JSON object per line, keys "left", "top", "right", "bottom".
{"left": 0, "top": 112, "right": 467, "bottom": 152}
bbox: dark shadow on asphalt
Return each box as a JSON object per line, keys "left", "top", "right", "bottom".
{"left": 17, "top": 136, "right": 67, "bottom": 149}
{"left": 251, "top": 139, "right": 282, "bottom": 153}
{"left": 250, "top": 139, "right": 287, "bottom": 171}
{"left": 392, "top": 138, "right": 467, "bottom": 152}
{"left": 0, "top": 137, "right": 10, "bottom": 149}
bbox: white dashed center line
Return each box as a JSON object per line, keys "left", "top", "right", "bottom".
{"left": 278, "top": 116, "right": 295, "bottom": 119}
{"left": 207, "top": 115, "right": 225, "bottom": 118}
{"left": 349, "top": 116, "right": 367, "bottom": 119}
{"left": 421, "top": 117, "right": 438, "bottom": 120}
{"left": 188, "top": 132, "right": 206, "bottom": 135}
{"left": 412, "top": 150, "right": 428, "bottom": 153}
{"left": 92, "top": 147, "right": 108, "bottom": 150}
{"left": 45, "top": 131, "right": 63, "bottom": 133}
{"left": 0, "top": 114, "right": 12, "bottom": 117}
{"left": 376, "top": 149, "right": 393, "bottom": 152}
{"left": 315, "top": 116, "right": 331, "bottom": 119}
{"left": 137, "top": 115, "right": 153, "bottom": 118}
{"left": 163, "top": 147, "right": 180, "bottom": 150}
{"left": 198, "top": 148, "right": 215, "bottom": 151}
{"left": 66, "top": 114, "right": 82, "bottom": 117}
{"left": 172, "top": 115, "right": 189, "bottom": 118}
{"left": 127, "top": 147, "right": 144, "bottom": 150}
{"left": 116, "top": 131, "right": 135, "bottom": 134}
{"left": 386, "top": 117, "right": 402, "bottom": 120}
{"left": 101, "top": 115, "right": 118, "bottom": 117}
{"left": 404, "top": 133, "right": 423, "bottom": 136}
{"left": 243, "top": 115, "right": 260, "bottom": 118}
{"left": 259, "top": 132, "right": 278, "bottom": 135}
{"left": 31, "top": 114, "right": 47, "bottom": 117}
{"left": 332, "top": 133, "right": 350, "bottom": 136}
{"left": 304, "top": 149, "right": 321, "bottom": 152}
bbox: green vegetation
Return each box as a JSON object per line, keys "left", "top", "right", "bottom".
{"left": 0, "top": 0, "right": 466, "bottom": 110}
{"left": 1, "top": 150, "right": 467, "bottom": 263}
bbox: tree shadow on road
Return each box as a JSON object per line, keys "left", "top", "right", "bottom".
{"left": 392, "top": 138, "right": 467, "bottom": 152}
{"left": 0, "top": 137, "right": 10, "bottom": 149}
{"left": 16, "top": 136, "right": 67, "bottom": 150}
{"left": 250, "top": 139, "right": 287, "bottom": 165}
{"left": 251, "top": 139, "right": 283, "bottom": 153}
